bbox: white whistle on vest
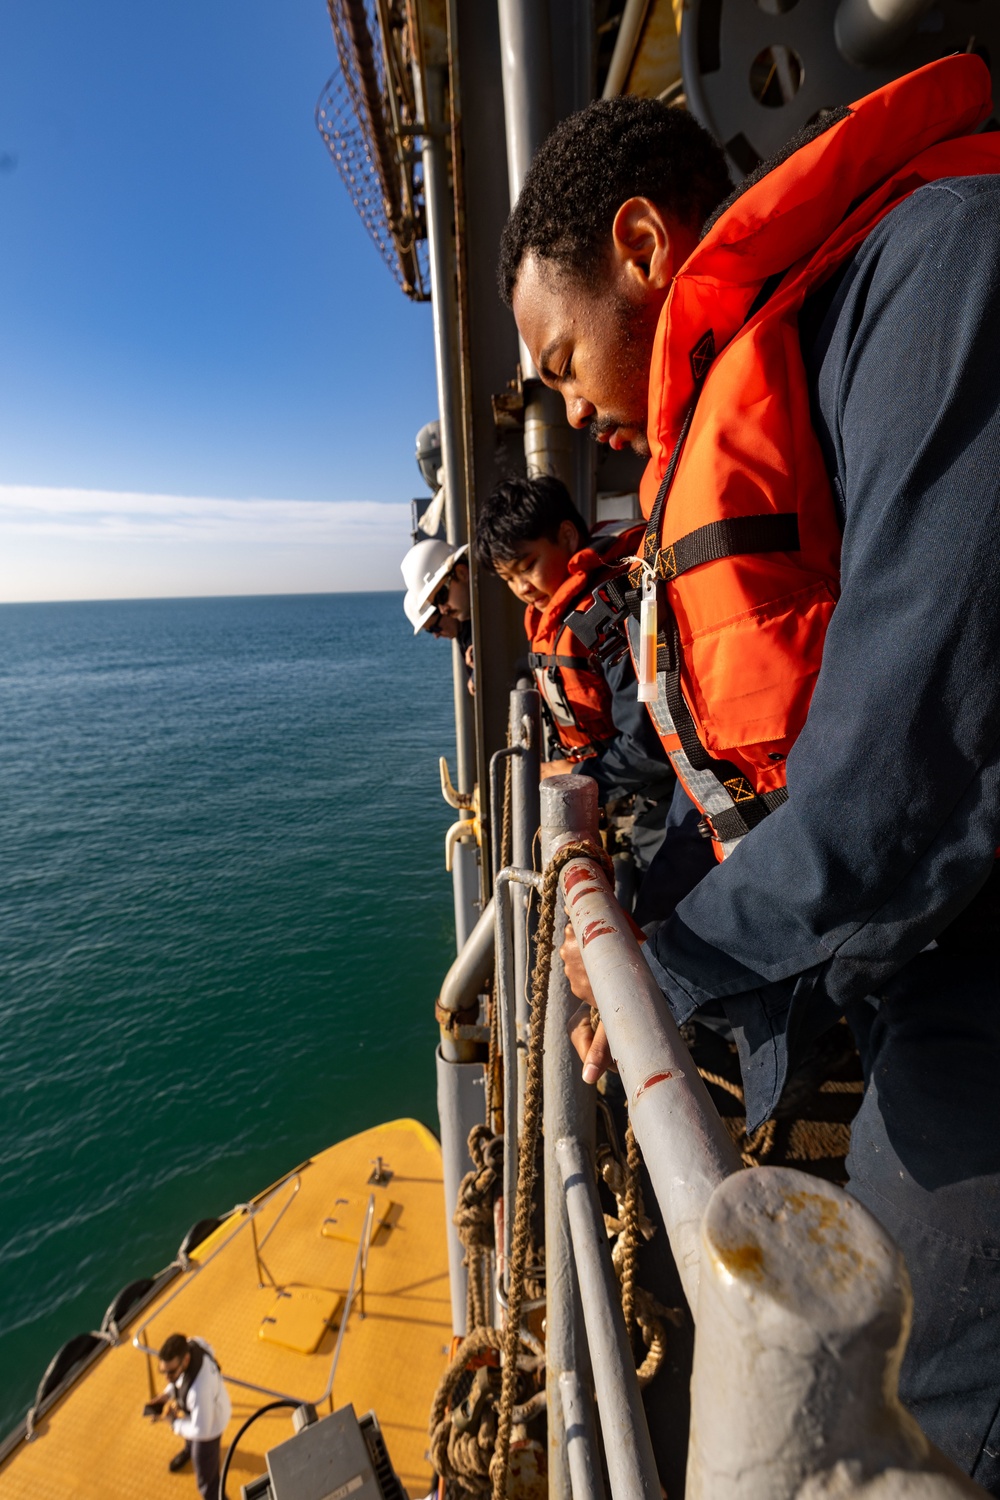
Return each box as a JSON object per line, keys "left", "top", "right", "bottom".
{"left": 637, "top": 572, "right": 658, "bottom": 702}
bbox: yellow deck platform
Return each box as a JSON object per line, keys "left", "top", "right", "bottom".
{"left": 0, "top": 1119, "right": 451, "bottom": 1500}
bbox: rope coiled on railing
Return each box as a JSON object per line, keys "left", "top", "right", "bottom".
{"left": 454, "top": 1124, "right": 502, "bottom": 1334}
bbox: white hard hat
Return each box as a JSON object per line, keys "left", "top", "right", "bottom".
{"left": 402, "top": 588, "right": 432, "bottom": 633}
{"left": 400, "top": 539, "right": 468, "bottom": 635}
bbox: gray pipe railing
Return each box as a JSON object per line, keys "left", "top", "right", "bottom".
{"left": 531, "top": 774, "right": 661, "bottom": 1499}
{"left": 538, "top": 772, "right": 985, "bottom": 1497}
{"left": 509, "top": 689, "right": 540, "bottom": 1129}
{"left": 544, "top": 773, "right": 741, "bottom": 1312}
{"left": 556, "top": 1137, "right": 660, "bottom": 1500}
{"left": 541, "top": 774, "right": 605, "bottom": 1500}
{"left": 437, "top": 896, "right": 495, "bottom": 1016}
{"left": 688, "top": 1167, "right": 990, "bottom": 1498}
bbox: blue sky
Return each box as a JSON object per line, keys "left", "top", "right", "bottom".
{"left": 0, "top": 2, "right": 442, "bottom": 598}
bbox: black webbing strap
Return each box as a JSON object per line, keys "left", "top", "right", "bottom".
{"left": 698, "top": 788, "right": 789, "bottom": 843}
{"left": 661, "top": 610, "right": 790, "bottom": 841}
{"left": 651, "top": 512, "right": 800, "bottom": 582}
{"left": 528, "top": 651, "right": 591, "bottom": 670}
{"left": 630, "top": 399, "right": 701, "bottom": 591}
{"left": 628, "top": 328, "right": 717, "bottom": 587}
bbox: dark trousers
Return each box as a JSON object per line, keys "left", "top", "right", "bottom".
{"left": 184, "top": 1437, "right": 222, "bottom": 1500}
{"left": 845, "top": 950, "right": 1000, "bottom": 1494}
{"left": 633, "top": 781, "right": 715, "bottom": 928}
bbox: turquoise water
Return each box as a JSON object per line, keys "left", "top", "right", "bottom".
{"left": 0, "top": 592, "right": 456, "bottom": 1434}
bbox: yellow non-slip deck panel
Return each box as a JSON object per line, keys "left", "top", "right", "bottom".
{"left": 259, "top": 1286, "right": 344, "bottom": 1354}
{"left": 0, "top": 1119, "right": 451, "bottom": 1500}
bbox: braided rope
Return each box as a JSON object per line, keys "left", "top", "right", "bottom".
{"left": 501, "top": 750, "right": 513, "bottom": 875}
{"left": 620, "top": 1117, "right": 640, "bottom": 1337}
{"left": 429, "top": 1326, "right": 503, "bottom": 1491}
{"left": 599, "top": 1133, "right": 670, "bottom": 1390}
{"left": 698, "top": 1067, "right": 778, "bottom": 1167}
{"left": 490, "top": 838, "right": 613, "bottom": 1500}
{"left": 485, "top": 994, "right": 501, "bottom": 1136}
{"left": 696, "top": 1067, "right": 746, "bottom": 1104}
{"left": 455, "top": 1125, "right": 501, "bottom": 1333}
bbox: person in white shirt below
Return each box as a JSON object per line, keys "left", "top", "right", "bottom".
{"left": 149, "top": 1332, "right": 233, "bottom": 1499}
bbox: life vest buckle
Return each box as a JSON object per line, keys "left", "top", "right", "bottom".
{"left": 564, "top": 577, "right": 633, "bottom": 664}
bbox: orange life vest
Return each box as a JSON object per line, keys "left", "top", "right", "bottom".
{"left": 527, "top": 521, "right": 645, "bottom": 758}
{"left": 630, "top": 55, "right": 1000, "bottom": 857}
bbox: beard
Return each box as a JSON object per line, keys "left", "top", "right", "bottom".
{"left": 587, "top": 291, "right": 657, "bottom": 455}
{"left": 588, "top": 413, "right": 651, "bottom": 457}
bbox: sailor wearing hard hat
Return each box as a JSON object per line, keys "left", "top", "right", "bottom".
{"left": 400, "top": 538, "right": 470, "bottom": 635}
{"left": 400, "top": 538, "right": 474, "bottom": 688}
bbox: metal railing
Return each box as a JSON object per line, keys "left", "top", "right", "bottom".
{"left": 489, "top": 687, "right": 989, "bottom": 1500}
{"left": 544, "top": 776, "right": 741, "bottom": 1312}
{"left": 133, "top": 1189, "right": 376, "bottom": 1412}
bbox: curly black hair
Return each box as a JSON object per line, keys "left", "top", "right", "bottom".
{"left": 498, "top": 96, "right": 731, "bottom": 305}
{"left": 475, "top": 474, "right": 589, "bottom": 572}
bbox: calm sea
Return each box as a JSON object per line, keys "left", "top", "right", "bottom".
{"left": 0, "top": 592, "right": 456, "bottom": 1434}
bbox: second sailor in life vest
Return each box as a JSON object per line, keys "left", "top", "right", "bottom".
{"left": 474, "top": 474, "right": 675, "bottom": 866}
{"left": 526, "top": 548, "right": 622, "bottom": 764}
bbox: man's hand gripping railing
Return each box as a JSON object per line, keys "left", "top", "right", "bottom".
{"left": 552, "top": 840, "right": 741, "bottom": 1313}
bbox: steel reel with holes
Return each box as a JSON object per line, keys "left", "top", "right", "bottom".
{"left": 680, "top": 0, "right": 1000, "bottom": 178}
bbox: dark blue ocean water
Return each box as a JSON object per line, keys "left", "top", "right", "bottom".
{"left": 0, "top": 592, "right": 456, "bottom": 1434}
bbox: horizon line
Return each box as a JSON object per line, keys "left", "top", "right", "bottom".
{"left": 0, "top": 586, "right": 408, "bottom": 607}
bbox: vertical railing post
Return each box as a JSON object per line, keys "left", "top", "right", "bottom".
{"left": 249, "top": 1210, "right": 265, "bottom": 1290}
{"left": 541, "top": 775, "right": 605, "bottom": 1500}
{"left": 413, "top": 56, "right": 478, "bottom": 924}
{"left": 509, "top": 688, "right": 540, "bottom": 1133}
{"left": 687, "top": 1166, "right": 991, "bottom": 1499}
{"left": 143, "top": 1337, "right": 157, "bottom": 1401}
{"left": 556, "top": 1137, "right": 661, "bottom": 1500}
{"left": 436, "top": 1045, "right": 488, "bottom": 1335}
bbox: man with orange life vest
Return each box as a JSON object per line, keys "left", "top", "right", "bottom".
{"left": 474, "top": 474, "right": 681, "bottom": 879}
{"left": 500, "top": 57, "right": 1000, "bottom": 1485}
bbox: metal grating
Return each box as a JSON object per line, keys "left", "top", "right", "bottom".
{"left": 317, "top": 0, "right": 429, "bottom": 300}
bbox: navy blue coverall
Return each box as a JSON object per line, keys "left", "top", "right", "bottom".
{"left": 640, "top": 176, "right": 1000, "bottom": 1486}
{"left": 569, "top": 643, "right": 677, "bottom": 870}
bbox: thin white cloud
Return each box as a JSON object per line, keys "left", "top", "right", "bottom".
{"left": 0, "top": 485, "right": 413, "bottom": 602}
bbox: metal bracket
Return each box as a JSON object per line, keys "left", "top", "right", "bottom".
{"left": 441, "top": 756, "right": 481, "bottom": 871}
